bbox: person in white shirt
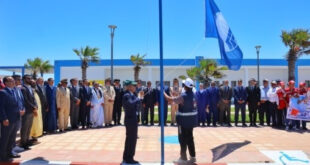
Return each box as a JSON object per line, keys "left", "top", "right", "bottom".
{"left": 267, "top": 81, "right": 279, "bottom": 127}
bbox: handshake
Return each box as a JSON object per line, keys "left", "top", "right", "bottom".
{"left": 138, "top": 91, "right": 144, "bottom": 99}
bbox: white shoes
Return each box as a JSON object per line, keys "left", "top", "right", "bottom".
{"left": 188, "top": 157, "right": 196, "bottom": 163}
{"left": 173, "top": 158, "right": 188, "bottom": 164}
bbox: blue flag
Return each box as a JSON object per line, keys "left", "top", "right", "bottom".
{"left": 205, "top": 0, "right": 243, "bottom": 70}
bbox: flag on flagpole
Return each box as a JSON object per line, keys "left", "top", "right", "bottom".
{"left": 205, "top": 0, "right": 243, "bottom": 70}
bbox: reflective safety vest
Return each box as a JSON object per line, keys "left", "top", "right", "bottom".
{"left": 176, "top": 91, "right": 198, "bottom": 128}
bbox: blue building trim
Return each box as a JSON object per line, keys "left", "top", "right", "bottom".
{"left": 53, "top": 58, "right": 310, "bottom": 84}
{"left": 54, "top": 61, "right": 61, "bottom": 85}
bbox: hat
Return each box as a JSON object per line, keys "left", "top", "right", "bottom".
{"left": 114, "top": 79, "right": 120, "bottom": 82}
{"left": 182, "top": 80, "right": 185, "bottom": 84}
{"left": 271, "top": 81, "right": 277, "bottom": 84}
{"left": 289, "top": 80, "right": 295, "bottom": 85}
{"left": 263, "top": 79, "right": 269, "bottom": 82}
{"left": 61, "top": 79, "right": 68, "bottom": 83}
{"left": 184, "top": 78, "right": 194, "bottom": 88}
{"left": 299, "top": 82, "right": 306, "bottom": 87}
{"left": 124, "top": 80, "right": 137, "bottom": 86}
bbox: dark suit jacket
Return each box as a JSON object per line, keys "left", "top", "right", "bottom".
{"left": 156, "top": 86, "right": 169, "bottom": 109}
{"left": 79, "top": 86, "right": 92, "bottom": 108}
{"left": 21, "top": 85, "right": 37, "bottom": 113}
{"left": 143, "top": 87, "right": 157, "bottom": 106}
{"left": 70, "top": 85, "right": 81, "bottom": 104}
{"left": 246, "top": 86, "right": 261, "bottom": 104}
{"left": 206, "top": 87, "right": 220, "bottom": 107}
{"left": 36, "top": 85, "right": 48, "bottom": 111}
{"left": 0, "top": 88, "right": 20, "bottom": 122}
{"left": 114, "top": 86, "right": 124, "bottom": 106}
{"left": 219, "top": 86, "right": 233, "bottom": 102}
{"left": 233, "top": 86, "right": 247, "bottom": 104}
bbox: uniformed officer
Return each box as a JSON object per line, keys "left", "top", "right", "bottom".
{"left": 122, "top": 80, "right": 143, "bottom": 164}
{"left": 164, "top": 78, "right": 198, "bottom": 164}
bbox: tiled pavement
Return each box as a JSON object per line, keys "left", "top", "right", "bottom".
{"left": 10, "top": 126, "right": 310, "bottom": 164}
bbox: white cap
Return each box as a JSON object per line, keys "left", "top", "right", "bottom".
{"left": 184, "top": 78, "right": 194, "bottom": 88}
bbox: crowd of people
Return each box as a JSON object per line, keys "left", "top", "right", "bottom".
{"left": 0, "top": 74, "right": 309, "bottom": 162}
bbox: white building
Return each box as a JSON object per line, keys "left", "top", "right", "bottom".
{"left": 54, "top": 56, "right": 310, "bottom": 87}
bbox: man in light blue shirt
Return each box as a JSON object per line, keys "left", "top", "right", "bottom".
{"left": 259, "top": 79, "right": 270, "bottom": 126}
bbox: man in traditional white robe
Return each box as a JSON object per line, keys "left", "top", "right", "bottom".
{"left": 90, "top": 82, "right": 105, "bottom": 128}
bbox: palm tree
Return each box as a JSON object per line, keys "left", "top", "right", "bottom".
{"left": 39, "top": 60, "right": 53, "bottom": 77}
{"left": 73, "top": 46, "right": 100, "bottom": 80}
{"left": 179, "top": 59, "right": 227, "bottom": 85}
{"left": 281, "top": 29, "right": 310, "bottom": 81}
{"left": 25, "top": 57, "right": 52, "bottom": 79}
{"left": 130, "top": 54, "right": 151, "bottom": 81}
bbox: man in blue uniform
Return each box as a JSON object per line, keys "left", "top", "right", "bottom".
{"left": 206, "top": 82, "right": 220, "bottom": 127}
{"left": 164, "top": 78, "right": 197, "bottom": 164}
{"left": 122, "top": 80, "right": 143, "bottom": 164}
{"left": 233, "top": 80, "right": 248, "bottom": 127}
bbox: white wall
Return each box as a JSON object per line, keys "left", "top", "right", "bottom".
{"left": 60, "top": 65, "right": 308, "bottom": 87}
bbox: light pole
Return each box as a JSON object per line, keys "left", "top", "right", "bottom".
{"left": 108, "top": 25, "right": 117, "bottom": 82}
{"left": 255, "top": 45, "right": 261, "bottom": 86}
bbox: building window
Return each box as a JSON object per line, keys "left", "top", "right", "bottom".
{"left": 231, "top": 81, "right": 237, "bottom": 88}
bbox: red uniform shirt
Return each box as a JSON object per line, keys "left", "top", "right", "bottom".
{"left": 277, "top": 88, "right": 287, "bottom": 110}
{"left": 298, "top": 87, "right": 307, "bottom": 96}
{"left": 285, "top": 87, "right": 298, "bottom": 104}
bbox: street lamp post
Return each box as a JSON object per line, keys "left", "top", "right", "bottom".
{"left": 108, "top": 25, "right": 117, "bottom": 82}
{"left": 255, "top": 45, "right": 261, "bottom": 86}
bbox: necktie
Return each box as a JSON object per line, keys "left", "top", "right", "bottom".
{"left": 11, "top": 89, "right": 17, "bottom": 101}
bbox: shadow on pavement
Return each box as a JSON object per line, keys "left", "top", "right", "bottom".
{"left": 211, "top": 140, "right": 251, "bottom": 162}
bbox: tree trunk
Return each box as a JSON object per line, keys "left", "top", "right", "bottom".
{"left": 287, "top": 51, "right": 297, "bottom": 81}
{"left": 134, "top": 66, "right": 141, "bottom": 81}
{"left": 82, "top": 66, "right": 87, "bottom": 80}
{"left": 33, "top": 71, "right": 37, "bottom": 79}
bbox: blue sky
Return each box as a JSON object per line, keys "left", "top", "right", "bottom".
{"left": 0, "top": 0, "right": 310, "bottom": 67}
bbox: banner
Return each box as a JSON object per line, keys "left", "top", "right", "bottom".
{"left": 287, "top": 95, "right": 310, "bottom": 121}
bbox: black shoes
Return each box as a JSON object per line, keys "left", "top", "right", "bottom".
{"left": 8, "top": 153, "right": 21, "bottom": 158}
{"left": 122, "top": 160, "right": 140, "bottom": 164}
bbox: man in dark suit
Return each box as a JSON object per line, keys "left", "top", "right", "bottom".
{"left": 246, "top": 78, "right": 261, "bottom": 127}
{"left": 206, "top": 82, "right": 220, "bottom": 127}
{"left": 219, "top": 80, "right": 233, "bottom": 126}
{"left": 0, "top": 76, "right": 24, "bottom": 162}
{"left": 122, "top": 80, "right": 143, "bottom": 164}
{"left": 79, "top": 79, "right": 92, "bottom": 129}
{"left": 142, "top": 81, "right": 157, "bottom": 126}
{"left": 113, "top": 79, "right": 124, "bottom": 125}
{"left": 234, "top": 80, "right": 248, "bottom": 127}
{"left": 69, "top": 78, "right": 80, "bottom": 129}
{"left": 36, "top": 77, "right": 48, "bottom": 133}
{"left": 20, "top": 74, "right": 38, "bottom": 149}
